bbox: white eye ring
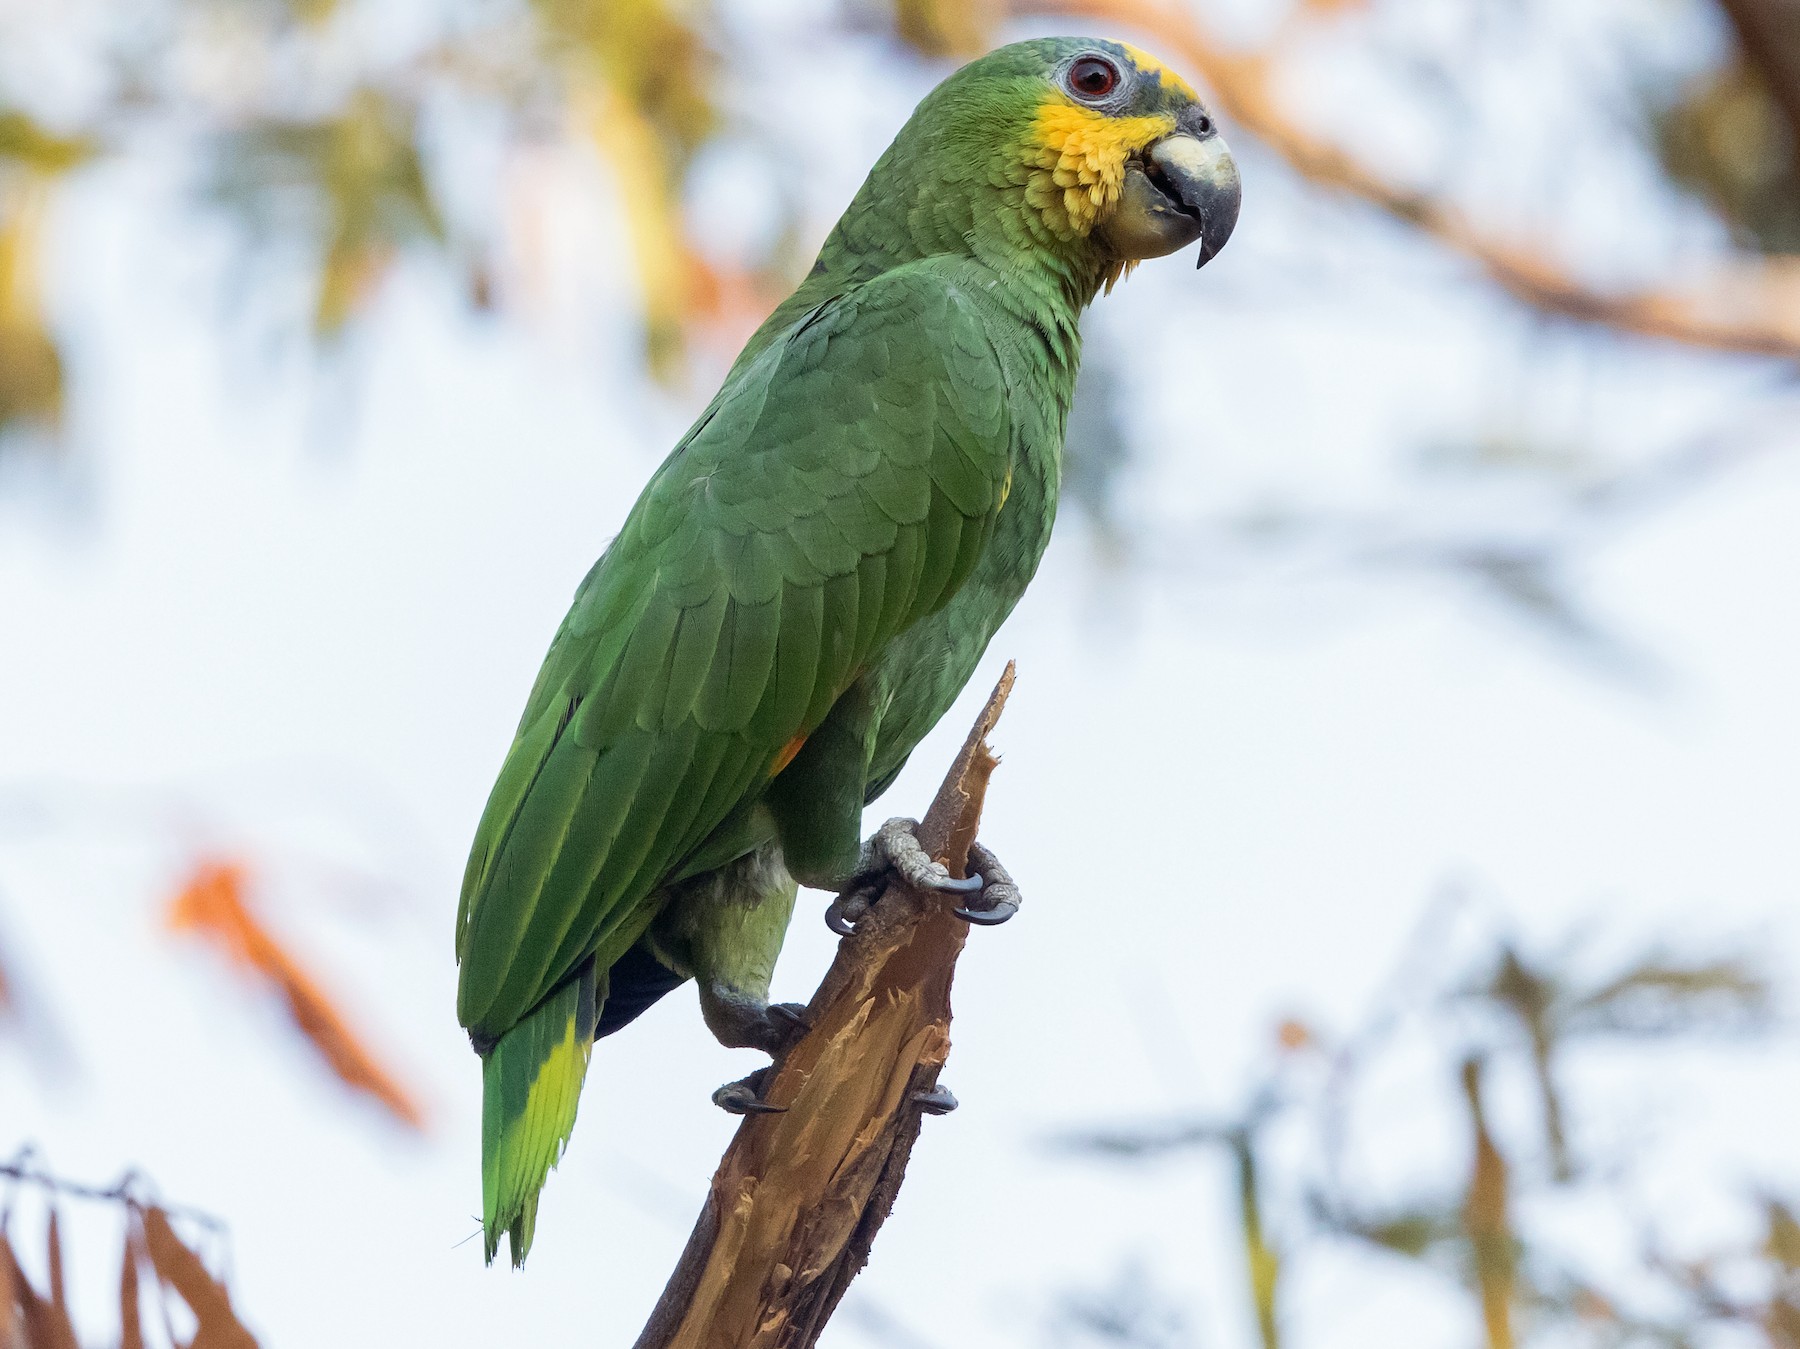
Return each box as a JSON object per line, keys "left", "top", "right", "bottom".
{"left": 1067, "top": 55, "right": 1121, "bottom": 102}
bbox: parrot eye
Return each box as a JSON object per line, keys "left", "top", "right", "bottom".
{"left": 1067, "top": 56, "right": 1121, "bottom": 101}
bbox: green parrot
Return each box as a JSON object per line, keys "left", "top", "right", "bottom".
{"left": 455, "top": 34, "right": 1240, "bottom": 1265}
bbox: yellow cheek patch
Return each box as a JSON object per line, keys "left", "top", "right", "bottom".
{"left": 1022, "top": 103, "right": 1177, "bottom": 240}
{"left": 1120, "top": 44, "right": 1200, "bottom": 103}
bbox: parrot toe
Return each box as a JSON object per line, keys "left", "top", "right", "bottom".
{"left": 827, "top": 817, "right": 988, "bottom": 938}
{"left": 868, "top": 816, "right": 985, "bottom": 895}
{"left": 768, "top": 1002, "right": 811, "bottom": 1034}
{"left": 713, "top": 1067, "right": 785, "bottom": 1115}
{"left": 829, "top": 822, "right": 1020, "bottom": 934}
{"left": 951, "top": 840, "right": 1023, "bottom": 927}
{"left": 700, "top": 985, "right": 813, "bottom": 1055}
{"left": 911, "top": 1083, "right": 959, "bottom": 1115}
{"left": 824, "top": 889, "right": 871, "bottom": 936}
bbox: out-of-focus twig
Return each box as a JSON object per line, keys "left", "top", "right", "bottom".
{"left": 1059, "top": 1089, "right": 1287, "bottom": 1347}
{"left": 1019, "top": 0, "right": 1800, "bottom": 362}
{"left": 1459, "top": 1056, "right": 1517, "bottom": 1349}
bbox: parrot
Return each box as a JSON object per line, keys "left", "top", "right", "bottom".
{"left": 455, "top": 34, "right": 1241, "bottom": 1266}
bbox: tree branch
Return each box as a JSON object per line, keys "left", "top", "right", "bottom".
{"left": 635, "top": 664, "right": 1017, "bottom": 1349}
{"left": 1020, "top": 0, "right": 1800, "bottom": 362}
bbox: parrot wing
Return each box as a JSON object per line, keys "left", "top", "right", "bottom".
{"left": 455, "top": 259, "right": 1016, "bottom": 1040}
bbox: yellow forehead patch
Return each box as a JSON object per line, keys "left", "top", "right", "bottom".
{"left": 1120, "top": 44, "right": 1199, "bottom": 103}
{"left": 1021, "top": 103, "right": 1177, "bottom": 240}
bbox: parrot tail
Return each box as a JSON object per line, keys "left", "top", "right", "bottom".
{"left": 480, "top": 959, "right": 600, "bottom": 1266}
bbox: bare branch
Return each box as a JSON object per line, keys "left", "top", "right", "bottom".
{"left": 636, "top": 665, "right": 1017, "bottom": 1349}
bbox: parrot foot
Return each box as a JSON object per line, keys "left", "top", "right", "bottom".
{"left": 699, "top": 984, "right": 812, "bottom": 1055}
{"left": 825, "top": 817, "right": 984, "bottom": 936}
{"left": 951, "top": 841, "right": 1022, "bottom": 927}
{"left": 713, "top": 1067, "right": 785, "bottom": 1115}
{"left": 912, "top": 1083, "right": 959, "bottom": 1115}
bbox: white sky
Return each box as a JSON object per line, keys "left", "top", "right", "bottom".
{"left": 3, "top": 4, "right": 1799, "bottom": 1347}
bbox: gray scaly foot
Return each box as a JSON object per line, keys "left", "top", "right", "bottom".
{"left": 824, "top": 817, "right": 984, "bottom": 936}
{"left": 700, "top": 984, "right": 811, "bottom": 1056}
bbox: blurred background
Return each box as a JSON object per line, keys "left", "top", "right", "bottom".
{"left": 3, "top": 0, "right": 1799, "bottom": 1345}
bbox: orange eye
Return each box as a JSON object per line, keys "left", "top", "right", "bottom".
{"left": 1068, "top": 56, "right": 1120, "bottom": 100}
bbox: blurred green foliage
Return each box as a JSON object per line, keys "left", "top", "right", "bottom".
{"left": 213, "top": 89, "right": 445, "bottom": 335}
{"left": 1063, "top": 924, "right": 1785, "bottom": 1349}
{"left": 0, "top": 111, "right": 96, "bottom": 441}
{"left": 0, "top": 0, "right": 1795, "bottom": 485}
{"left": 1657, "top": 59, "right": 1800, "bottom": 254}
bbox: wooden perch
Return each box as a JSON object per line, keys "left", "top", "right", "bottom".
{"left": 635, "top": 663, "right": 1017, "bottom": 1349}
{"left": 1025, "top": 0, "right": 1800, "bottom": 363}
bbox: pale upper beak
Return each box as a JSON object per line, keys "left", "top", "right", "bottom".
{"left": 1098, "top": 124, "right": 1241, "bottom": 268}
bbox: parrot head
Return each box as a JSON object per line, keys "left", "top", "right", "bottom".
{"left": 821, "top": 36, "right": 1240, "bottom": 295}
{"left": 1006, "top": 36, "right": 1240, "bottom": 270}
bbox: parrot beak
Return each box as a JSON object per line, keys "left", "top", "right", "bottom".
{"left": 1099, "top": 129, "right": 1241, "bottom": 268}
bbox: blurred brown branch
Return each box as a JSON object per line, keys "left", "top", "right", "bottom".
{"left": 1019, "top": 0, "right": 1800, "bottom": 362}
{"left": 635, "top": 665, "right": 1015, "bottom": 1349}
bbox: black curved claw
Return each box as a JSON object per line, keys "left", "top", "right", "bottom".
{"left": 912, "top": 1084, "right": 959, "bottom": 1115}
{"left": 713, "top": 1071, "right": 786, "bottom": 1115}
{"left": 713, "top": 1087, "right": 787, "bottom": 1116}
{"left": 769, "top": 1003, "right": 811, "bottom": 1034}
{"left": 925, "top": 870, "right": 983, "bottom": 895}
{"left": 954, "top": 895, "right": 1020, "bottom": 926}
{"left": 825, "top": 908, "right": 858, "bottom": 937}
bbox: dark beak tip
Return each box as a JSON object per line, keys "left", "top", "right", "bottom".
{"left": 1195, "top": 191, "right": 1240, "bottom": 270}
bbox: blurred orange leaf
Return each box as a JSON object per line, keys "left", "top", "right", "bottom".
{"left": 118, "top": 1223, "right": 144, "bottom": 1349}
{"left": 0, "top": 1225, "right": 78, "bottom": 1349}
{"left": 165, "top": 860, "right": 425, "bottom": 1132}
{"left": 139, "top": 1208, "right": 258, "bottom": 1349}
{"left": 42, "top": 1212, "right": 74, "bottom": 1349}
{"left": 0, "top": 1235, "right": 14, "bottom": 1349}
{"left": 1275, "top": 1018, "right": 1315, "bottom": 1052}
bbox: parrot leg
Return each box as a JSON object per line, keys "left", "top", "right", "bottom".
{"left": 824, "top": 818, "right": 1021, "bottom": 935}
{"left": 652, "top": 842, "right": 810, "bottom": 1061}
{"left": 700, "top": 989, "right": 811, "bottom": 1056}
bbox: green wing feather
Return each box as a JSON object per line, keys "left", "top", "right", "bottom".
{"left": 456, "top": 260, "right": 1015, "bottom": 1260}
